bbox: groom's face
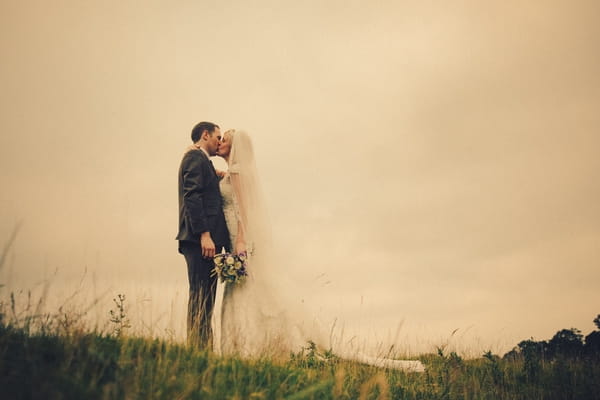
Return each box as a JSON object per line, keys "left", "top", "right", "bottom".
{"left": 206, "top": 127, "right": 222, "bottom": 156}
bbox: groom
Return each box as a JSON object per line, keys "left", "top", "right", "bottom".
{"left": 177, "top": 121, "right": 230, "bottom": 348}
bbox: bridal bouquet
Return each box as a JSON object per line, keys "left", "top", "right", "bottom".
{"left": 213, "top": 251, "right": 248, "bottom": 284}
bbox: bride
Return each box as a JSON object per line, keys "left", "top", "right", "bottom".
{"left": 212, "top": 129, "right": 424, "bottom": 371}
{"left": 212, "top": 129, "right": 308, "bottom": 357}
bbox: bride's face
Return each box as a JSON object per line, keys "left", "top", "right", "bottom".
{"left": 218, "top": 132, "right": 233, "bottom": 158}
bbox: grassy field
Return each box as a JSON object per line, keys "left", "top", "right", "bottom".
{"left": 1, "top": 319, "right": 599, "bottom": 400}
{"left": 1, "top": 240, "right": 599, "bottom": 399}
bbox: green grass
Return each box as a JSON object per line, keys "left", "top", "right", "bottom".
{"left": 1, "top": 323, "right": 599, "bottom": 400}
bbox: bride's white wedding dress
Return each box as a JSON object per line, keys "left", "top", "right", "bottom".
{"left": 213, "top": 170, "right": 309, "bottom": 357}
{"left": 211, "top": 130, "right": 424, "bottom": 372}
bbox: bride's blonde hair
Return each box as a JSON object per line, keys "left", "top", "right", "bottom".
{"left": 223, "top": 129, "right": 236, "bottom": 141}
{"left": 228, "top": 130, "right": 255, "bottom": 167}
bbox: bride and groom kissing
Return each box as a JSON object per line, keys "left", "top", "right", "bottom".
{"left": 176, "top": 121, "right": 277, "bottom": 356}
{"left": 176, "top": 121, "right": 425, "bottom": 371}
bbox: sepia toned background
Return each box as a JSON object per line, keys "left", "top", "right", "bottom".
{"left": 1, "top": 0, "right": 599, "bottom": 354}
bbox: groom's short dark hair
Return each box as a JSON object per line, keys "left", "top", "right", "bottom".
{"left": 191, "top": 121, "right": 219, "bottom": 142}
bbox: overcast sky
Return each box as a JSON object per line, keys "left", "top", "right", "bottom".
{"left": 1, "top": 0, "right": 599, "bottom": 354}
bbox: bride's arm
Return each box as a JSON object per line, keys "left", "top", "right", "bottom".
{"left": 229, "top": 172, "right": 247, "bottom": 254}
{"left": 215, "top": 169, "right": 226, "bottom": 179}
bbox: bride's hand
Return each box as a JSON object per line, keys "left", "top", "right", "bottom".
{"left": 235, "top": 239, "right": 247, "bottom": 255}
{"left": 215, "top": 169, "right": 226, "bottom": 179}
{"left": 185, "top": 143, "right": 201, "bottom": 153}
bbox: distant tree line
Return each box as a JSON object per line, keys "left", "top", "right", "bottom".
{"left": 504, "top": 314, "right": 600, "bottom": 361}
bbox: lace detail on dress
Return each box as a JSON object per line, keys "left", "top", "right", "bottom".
{"left": 219, "top": 173, "right": 240, "bottom": 245}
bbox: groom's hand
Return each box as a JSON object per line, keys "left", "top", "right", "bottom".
{"left": 200, "top": 232, "right": 216, "bottom": 259}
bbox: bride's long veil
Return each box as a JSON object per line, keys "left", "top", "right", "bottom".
{"left": 227, "top": 130, "right": 270, "bottom": 257}
{"left": 222, "top": 130, "right": 323, "bottom": 356}
{"left": 220, "top": 130, "right": 424, "bottom": 371}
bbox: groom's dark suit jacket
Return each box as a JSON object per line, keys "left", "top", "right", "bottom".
{"left": 176, "top": 149, "right": 230, "bottom": 251}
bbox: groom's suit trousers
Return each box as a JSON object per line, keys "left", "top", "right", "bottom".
{"left": 179, "top": 240, "right": 217, "bottom": 349}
